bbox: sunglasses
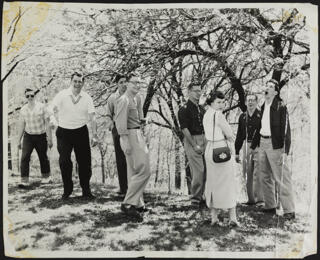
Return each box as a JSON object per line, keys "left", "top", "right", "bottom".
{"left": 26, "top": 94, "right": 34, "bottom": 98}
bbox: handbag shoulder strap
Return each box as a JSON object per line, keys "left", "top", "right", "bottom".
{"left": 213, "top": 111, "right": 229, "bottom": 146}
{"left": 212, "top": 111, "right": 216, "bottom": 141}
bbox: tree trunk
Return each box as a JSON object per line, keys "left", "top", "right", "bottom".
{"left": 101, "top": 152, "right": 105, "bottom": 184}
{"left": 185, "top": 156, "right": 192, "bottom": 195}
{"left": 174, "top": 136, "right": 181, "bottom": 189}
{"left": 154, "top": 132, "right": 161, "bottom": 186}
{"left": 167, "top": 135, "right": 174, "bottom": 195}
{"left": 167, "top": 151, "right": 171, "bottom": 195}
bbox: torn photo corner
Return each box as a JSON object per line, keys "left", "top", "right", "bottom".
{"left": 2, "top": 1, "right": 318, "bottom": 258}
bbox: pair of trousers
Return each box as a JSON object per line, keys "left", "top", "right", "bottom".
{"left": 242, "top": 144, "right": 264, "bottom": 202}
{"left": 56, "top": 125, "right": 92, "bottom": 195}
{"left": 259, "top": 138, "right": 295, "bottom": 214}
{"left": 112, "top": 127, "right": 128, "bottom": 193}
{"left": 121, "top": 129, "right": 150, "bottom": 207}
{"left": 20, "top": 132, "right": 50, "bottom": 179}
{"left": 184, "top": 134, "right": 206, "bottom": 203}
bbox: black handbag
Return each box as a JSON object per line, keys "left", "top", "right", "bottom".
{"left": 212, "top": 112, "right": 231, "bottom": 163}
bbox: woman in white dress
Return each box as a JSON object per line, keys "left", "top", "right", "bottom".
{"left": 203, "top": 90, "right": 239, "bottom": 227}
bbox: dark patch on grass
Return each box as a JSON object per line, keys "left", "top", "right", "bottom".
{"left": 37, "top": 195, "right": 98, "bottom": 209}
{"left": 95, "top": 195, "right": 124, "bottom": 203}
{"left": 7, "top": 180, "right": 312, "bottom": 252}
{"left": 28, "top": 206, "right": 37, "bottom": 213}
{"left": 52, "top": 235, "right": 76, "bottom": 250}
{"left": 15, "top": 243, "right": 29, "bottom": 251}
{"left": 48, "top": 214, "right": 88, "bottom": 226}
{"left": 93, "top": 209, "right": 143, "bottom": 228}
{"left": 84, "top": 229, "right": 104, "bottom": 240}
{"left": 109, "top": 239, "right": 142, "bottom": 251}
{"left": 33, "top": 232, "right": 45, "bottom": 242}
{"left": 48, "top": 227, "right": 62, "bottom": 234}
{"left": 9, "top": 223, "right": 36, "bottom": 233}
{"left": 166, "top": 204, "right": 200, "bottom": 212}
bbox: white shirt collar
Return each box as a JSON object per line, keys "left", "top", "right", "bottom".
{"left": 68, "top": 87, "right": 83, "bottom": 97}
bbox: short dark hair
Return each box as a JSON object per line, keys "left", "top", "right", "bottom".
{"left": 267, "top": 79, "right": 279, "bottom": 93}
{"left": 71, "top": 72, "right": 84, "bottom": 81}
{"left": 246, "top": 93, "right": 258, "bottom": 101}
{"left": 206, "top": 90, "right": 225, "bottom": 105}
{"left": 25, "top": 88, "right": 35, "bottom": 94}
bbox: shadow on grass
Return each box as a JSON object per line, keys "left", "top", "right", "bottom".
{"left": 93, "top": 209, "right": 143, "bottom": 228}
{"left": 7, "top": 180, "right": 311, "bottom": 252}
{"left": 8, "top": 181, "right": 42, "bottom": 194}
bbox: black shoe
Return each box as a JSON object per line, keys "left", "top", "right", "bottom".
{"left": 18, "top": 183, "right": 29, "bottom": 189}
{"left": 228, "top": 220, "right": 240, "bottom": 228}
{"left": 136, "top": 206, "right": 150, "bottom": 213}
{"left": 283, "top": 212, "right": 295, "bottom": 220}
{"left": 190, "top": 201, "right": 201, "bottom": 210}
{"left": 242, "top": 201, "right": 257, "bottom": 206}
{"left": 121, "top": 204, "right": 143, "bottom": 219}
{"left": 61, "top": 193, "right": 71, "bottom": 200}
{"left": 81, "top": 193, "right": 96, "bottom": 200}
{"left": 262, "top": 208, "right": 277, "bottom": 214}
{"left": 199, "top": 200, "right": 208, "bottom": 209}
{"left": 121, "top": 204, "right": 128, "bottom": 213}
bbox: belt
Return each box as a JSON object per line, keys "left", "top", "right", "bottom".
{"left": 261, "top": 135, "right": 271, "bottom": 139}
{"left": 25, "top": 132, "right": 46, "bottom": 136}
{"left": 128, "top": 127, "right": 140, "bottom": 130}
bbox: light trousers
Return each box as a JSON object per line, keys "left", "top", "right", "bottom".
{"left": 121, "top": 129, "right": 151, "bottom": 207}
{"left": 259, "top": 138, "right": 295, "bottom": 214}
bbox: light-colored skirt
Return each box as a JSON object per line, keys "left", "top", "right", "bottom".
{"left": 204, "top": 140, "right": 237, "bottom": 209}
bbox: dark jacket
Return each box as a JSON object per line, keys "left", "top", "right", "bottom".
{"left": 251, "top": 97, "right": 291, "bottom": 154}
{"left": 235, "top": 109, "right": 261, "bottom": 155}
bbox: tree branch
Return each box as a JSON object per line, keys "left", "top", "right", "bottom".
{"left": 2, "top": 58, "right": 26, "bottom": 83}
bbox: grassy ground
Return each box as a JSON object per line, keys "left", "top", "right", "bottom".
{"left": 5, "top": 175, "right": 311, "bottom": 256}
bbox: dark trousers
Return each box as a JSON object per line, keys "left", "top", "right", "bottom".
{"left": 56, "top": 125, "right": 92, "bottom": 195}
{"left": 21, "top": 132, "right": 50, "bottom": 178}
{"left": 112, "top": 127, "right": 127, "bottom": 193}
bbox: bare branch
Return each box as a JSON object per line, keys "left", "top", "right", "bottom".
{"left": 2, "top": 58, "right": 27, "bottom": 83}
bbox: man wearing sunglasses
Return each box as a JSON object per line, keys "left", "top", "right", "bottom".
{"left": 51, "top": 72, "right": 98, "bottom": 201}
{"left": 17, "top": 88, "right": 53, "bottom": 188}
{"left": 235, "top": 93, "right": 264, "bottom": 205}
